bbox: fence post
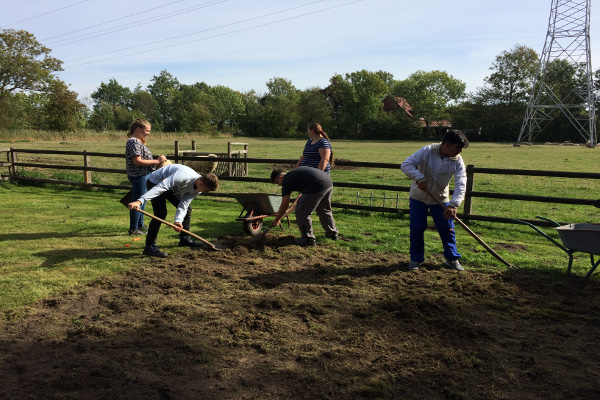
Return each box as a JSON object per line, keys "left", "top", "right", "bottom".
{"left": 191, "top": 140, "right": 196, "bottom": 151}
{"left": 83, "top": 150, "right": 92, "bottom": 187}
{"left": 10, "top": 148, "right": 17, "bottom": 178}
{"left": 243, "top": 143, "right": 248, "bottom": 176}
{"left": 227, "top": 142, "right": 232, "bottom": 177}
{"left": 463, "top": 164, "right": 475, "bottom": 222}
{"left": 174, "top": 141, "right": 179, "bottom": 164}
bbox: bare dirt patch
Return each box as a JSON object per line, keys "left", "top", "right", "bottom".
{"left": 1, "top": 237, "right": 600, "bottom": 399}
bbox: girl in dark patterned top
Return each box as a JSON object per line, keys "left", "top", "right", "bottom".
{"left": 125, "top": 118, "right": 167, "bottom": 235}
{"left": 296, "top": 123, "right": 333, "bottom": 174}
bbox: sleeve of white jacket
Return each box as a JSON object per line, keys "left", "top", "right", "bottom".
{"left": 138, "top": 175, "right": 175, "bottom": 204}
{"left": 449, "top": 161, "right": 467, "bottom": 208}
{"left": 174, "top": 194, "right": 196, "bottom": 224}
{"left": 400, "top": 147, "right": 426, "bottom": 182}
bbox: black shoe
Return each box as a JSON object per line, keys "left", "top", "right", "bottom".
{"left": 292, "top": 238, "right": 316, "bottom": 247}
{"left": 142, "top": 244, "right": 168, "bottom": 258}
{"left": 129, "top": 229, "right": 146, "bottom": 236}
{"left": 178, "top": 236, "right": 204, "bottom": 248}
{"left": 326, "top": 234, "right": 338, "bottom": 241}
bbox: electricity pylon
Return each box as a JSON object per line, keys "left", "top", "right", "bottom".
{"left": 517, "top": 0, "right": 596, "bottom": 147}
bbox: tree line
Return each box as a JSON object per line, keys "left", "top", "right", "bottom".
{"left": 1, "top": 28, "right": 598, "bottom": 142}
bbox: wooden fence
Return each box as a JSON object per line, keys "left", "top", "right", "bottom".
{"left": 1, "top": 146, "right": 599, "bottom": 227}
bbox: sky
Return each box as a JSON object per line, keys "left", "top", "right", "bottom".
{"left": 1, "top": 0, "right": 599, "bottom": 104}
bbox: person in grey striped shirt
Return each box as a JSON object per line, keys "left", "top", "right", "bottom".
{"left": 125, "top": 118, "right": 167, "bottom": 236}
{"left": 296, "top": 123, "right": 333, "bottom": 174}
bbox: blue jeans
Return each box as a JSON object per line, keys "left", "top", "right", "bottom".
{"left": 409, "top": 197, "right": 461, "bottom": 263}
{"left": 128, "top": 174, "right": 149, "bottom": 230}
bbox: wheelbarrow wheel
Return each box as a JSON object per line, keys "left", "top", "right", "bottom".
{"left": 243, "top": 216, "right": 263, "bottom": 236}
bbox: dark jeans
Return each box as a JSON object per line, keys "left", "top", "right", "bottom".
{"left": 145, "top": 180, "right": 193, "bottom": 246}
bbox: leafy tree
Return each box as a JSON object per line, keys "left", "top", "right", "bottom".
{"left": 297, "top": 87, "right": 332, "bottom": 134}
{"left": 130, "top": 83, "right": 158, "bottom": 122}
{"left": 261, "top": 77, "right": 300, "bottom": 137}
{"left": 147, "top": 70, "right": 180, "bottom": 131}
{"left": 90, "top": 78, "right": 133, "bottom": 130}
{"left": 539, "top": 59, "right": 589, "bottom": 141}
{"left": 237, "top": 90, "right": 265, "bottom": 136}
{"left": 203, "top": 85, "right": 244, "bottom": 131}
{"left": 328, "top": 70, "right": 389, "bottom": 138}
{"left": 375, "top": 70, "right": 395, "bottom": 91}
{"left": 42, "top": 79, "right": 86, "bottom": 131}
{"left": 0, "top": 29, "right": 63, "bottom": 106}
{"left": 362, "top": 108, "right": 422, "bottom": 140}
{"left": 0, "top": 93, "right": 33, "bottom": 129}
{"left": 484, "top": 44, "right": 539, "bottom": 106}
{"left": 171, "top": 84, "right": 211, "bottom": 132}
{"left": 393, "top": 70, "right": 465, "bottom": 137}
{"left": 453, "top": 45, "right": 538, "bottom": 141}
{"left": 91, "top": 78, "right": 131, "bottom": 108}
{"left": 88, "top": 100, "right": 116, "bottom": 131}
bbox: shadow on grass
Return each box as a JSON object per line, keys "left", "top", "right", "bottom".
{"left": 32, "top": 247, "right": 141, "bottom": 269}
{"left": 0, "top": 229, "right": 130, "bottom": 241}
{"left": 246, "top": 260, "right": 409, "bottom": 288}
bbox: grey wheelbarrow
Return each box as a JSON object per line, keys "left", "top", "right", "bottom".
{"left": 513, "top": 216, "right": 600, "bottom": 281}
{"left": 232, "top": 193, "right": 299, "bottom": 236}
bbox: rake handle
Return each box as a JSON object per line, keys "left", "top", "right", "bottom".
{"left": 135, "top": 208, "right": 219, "bottom": 251}
{"left": 426, "top": 192, "right": 513, "bottom": 268}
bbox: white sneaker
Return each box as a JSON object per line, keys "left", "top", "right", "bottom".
{"left": 408, "top": 261, "right": 420, "bottom": 271}
{"left": 444, "top": 259, "right": 464, "bottom": 271}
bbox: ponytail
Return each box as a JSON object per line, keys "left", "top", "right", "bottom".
{"left": 320, "top": 130, "right": 334, "bottom": 167}
{"left": 309, "top": 123, "right": 334, "bottom": 168}
{"left": 127, "top": 118, "right": 151, "bottom": 145}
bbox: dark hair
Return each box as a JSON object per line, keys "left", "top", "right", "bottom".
{"left": 442, "top": 130, "right": 469, "bottom": 148}
{"left": 308, "top": 122, "right": 334, "bottom": 167}
{"left": 201, "top": 173, "right": 219, "bottom": 191}
{"left": 270, "top": 169, "right": 284, "bottom": 183}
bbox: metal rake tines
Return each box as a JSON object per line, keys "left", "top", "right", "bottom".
{"left": 506, "top": 263, "right": 524, "bottom": 280}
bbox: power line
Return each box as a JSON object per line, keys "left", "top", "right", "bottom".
{"left": 0, "top": 0, "right": 92, "bottom": 28}
{"left": 44, "top": 0, "right": 229, "bottom": 46}
{"left": 42, "top": 0, "right": 188, "bottom": 42}
{"left": 65, "top": 0, "right": 361, "bottom": 67}
{"left": 0, "top": 0, "right": 46, "bottom": 15}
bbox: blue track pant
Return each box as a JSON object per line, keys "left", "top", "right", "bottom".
{"left": 409, "top": 197, "right": 461, "bottom": 263}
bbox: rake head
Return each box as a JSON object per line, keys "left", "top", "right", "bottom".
{"left": 506, "top": 263, "right": 524, "bottom": 280}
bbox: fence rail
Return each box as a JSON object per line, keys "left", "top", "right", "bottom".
{"left": 2, "top": 147, "right": 598, "bottom": 227}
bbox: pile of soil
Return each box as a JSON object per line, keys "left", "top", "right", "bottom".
{"left": 1, "top": 236, "right": 599, "bottom": 399}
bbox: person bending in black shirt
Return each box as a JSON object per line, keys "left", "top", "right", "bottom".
{"left": 270, "top": 166, "right": 338, "bottom": 247}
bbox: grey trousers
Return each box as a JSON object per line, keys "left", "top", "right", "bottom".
{"left": 295, "top": 186, "right": 338, "bottom": 241}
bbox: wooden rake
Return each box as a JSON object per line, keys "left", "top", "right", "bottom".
{"left": 426, "top": 191, "right": 522, "bottom": 278}
{"left": 135, "top": 208, "right": 221, "bottom": 251}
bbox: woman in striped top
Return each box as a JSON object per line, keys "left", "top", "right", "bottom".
{"left": 125, "top": 118, "right": 167, "bottom": 235}
{"left": 296, "top": 123, "right": 333, "bottom": 174}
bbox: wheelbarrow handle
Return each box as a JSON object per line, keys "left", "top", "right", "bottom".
{"left": 426, "top": 191, "right": 513, "bottom": 268}
{"left": 248, "top": 195, "right": 301, "bottom": 242}
{"left": 511, "top": 218, "right": 570, "bottom": 254}
{"left": 135, "top": 208, "right": 220, "bottom": 251}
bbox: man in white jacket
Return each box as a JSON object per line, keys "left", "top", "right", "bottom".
{"left": 400, "top": 130, "right": 469, "bottom": 271}
{"left": 128, "top": 164, "right": 219, "bottom": 257}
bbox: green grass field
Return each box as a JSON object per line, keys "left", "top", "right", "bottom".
{"left": 1, "top": 135, "right": 599, "bottom": 313}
